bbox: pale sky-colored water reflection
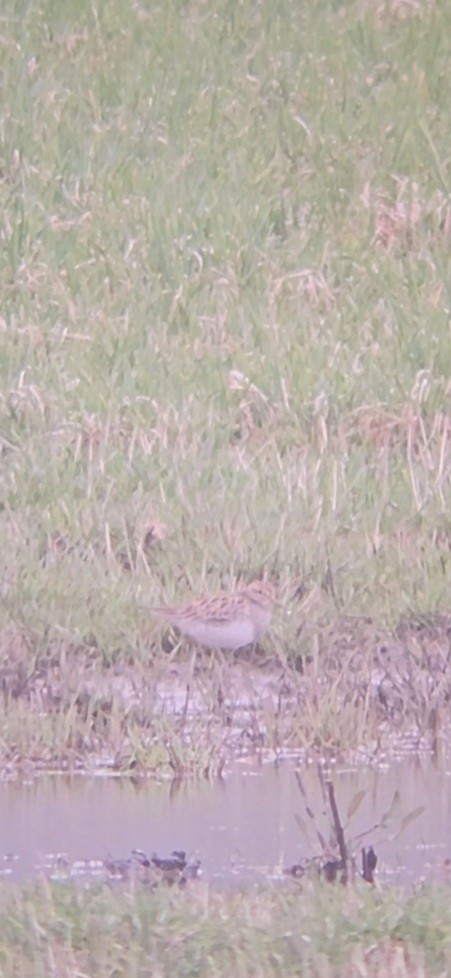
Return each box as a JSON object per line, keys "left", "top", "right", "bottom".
{"left": 0, "top": 755, "right": 450, "bottom": 886}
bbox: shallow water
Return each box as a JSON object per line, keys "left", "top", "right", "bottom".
{"left": 0, "top": 755, "right": 450, "bottom": 886}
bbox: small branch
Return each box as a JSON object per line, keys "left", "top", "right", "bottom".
{"left": 327, "top": 781, "right": 348, "bottom": 884}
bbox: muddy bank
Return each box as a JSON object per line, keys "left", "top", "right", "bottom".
{"left": 0, "top": 613, "right": 450, "bottom": 777}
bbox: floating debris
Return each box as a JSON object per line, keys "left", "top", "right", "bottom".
{"left": 321, "top": 859, "right": 344, "bottom": 883}
{"left": 362, "top": 846, "right": 378, "bottom": 884}
{"left": 283, "top": 861, "right": 306, "bottom": 879}
{"left": 103, "top": 848, "right": 201, "bottom": 886}
{"left": 151, "top": 850, "right": 186, "bottom": 872}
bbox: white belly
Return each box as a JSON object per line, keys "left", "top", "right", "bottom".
{"left": 175, "top": 617, "right": 258, "bottom": 650}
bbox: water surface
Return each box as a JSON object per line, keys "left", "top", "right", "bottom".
{"left": 0, "top": 756, "right": 449, "bottom": 886}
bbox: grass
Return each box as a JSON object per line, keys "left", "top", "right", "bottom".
{"left": 0, "top": 875, "right": 451, "bottom": 977}
{"left": 0, "top": 0, "right": 450, "bottom": 769}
